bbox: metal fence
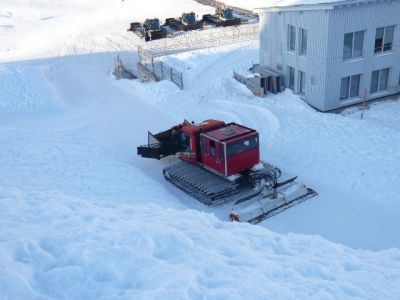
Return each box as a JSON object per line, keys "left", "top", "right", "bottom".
{"left": 193, "top": 0, "right": 258, "bottom": 18}
{"left": 137, "top": 24, "right": 259, "bottom": 90}
{"left": 145, "top": 24, "right": 259, "bottom": 57}
{"left": 138, "top": 47, "right": 184, "bottom": 89}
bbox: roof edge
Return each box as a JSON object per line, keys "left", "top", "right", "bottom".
{"left": 255, "top": 3, "right": 334, "bottom": 13}
{"left": 254, "top": 0, "right": 399, "bottom": 13}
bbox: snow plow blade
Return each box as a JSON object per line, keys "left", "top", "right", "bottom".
{"left": 230, "top": 183, "right": 317, "bottom": 224}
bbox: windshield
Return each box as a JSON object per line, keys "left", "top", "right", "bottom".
{"left": 227, "top": 136, "right": 258, "bottom": 157}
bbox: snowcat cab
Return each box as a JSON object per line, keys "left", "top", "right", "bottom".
{"left": 165, "top": 12, "right": 203, "bottom": 31}
{"left": 220, "top": 8, "right": 234, "bottom": 20}
{"left": 144, "top": 18, "right": 161, "bottom": 31}
{"left": 128, "top": 18, "right": 167, "bottom": 41}
{"left": 203, "top": 5, "right": 241, "bottom": 27}
{"left": 200, "top": 123, "right": 260, "bottom": 176}
{"left": 181, "top": 12, "right": 196, "bottom": 25}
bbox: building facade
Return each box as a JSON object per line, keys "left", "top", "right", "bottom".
{"left": 257, "top": 0, "right": 400, "bottom": 111}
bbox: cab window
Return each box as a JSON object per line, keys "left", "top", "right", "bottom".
{"left": 181, "top": 133, "right": 190, "bottom": 150}
{"left": 227, "top": 136, "right": 258, "bottom": 157}
{"left": 210, "top": 140, "right": 216, "bottom": 157}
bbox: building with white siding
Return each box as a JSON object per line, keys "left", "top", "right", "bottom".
{"left": 256, "top": 0, "right": 400, "bottom": 111}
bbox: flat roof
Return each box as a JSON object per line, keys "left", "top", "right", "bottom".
{"left": 204, "top": 123, "right": 256, "bottom": 142}
{"left": 255, "top": 0, "right": 398, "bottom": 13}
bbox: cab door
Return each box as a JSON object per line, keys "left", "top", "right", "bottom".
{"left": 200, "top": 135, "right": 225, "bottom": 175}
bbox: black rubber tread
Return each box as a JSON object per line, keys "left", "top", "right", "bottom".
{"left": 163, "top": 161, "right": 282, "bottom": 206}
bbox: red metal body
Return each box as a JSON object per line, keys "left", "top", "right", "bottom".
{"left": 176, "top": 120, "right": 225, "bottom": 163}
{"left": 177, "top": 120, "right": 260, "bottom": 176}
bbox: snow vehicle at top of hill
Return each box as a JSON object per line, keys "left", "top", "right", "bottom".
{"left": 137, "top": 120, "right": 317, "bottom": 223}
{"left": 202, "top": 4, "right": 241, "bottom": 27}
{"left": 128, "top": 18, "right": 167, "bottom": 42}
{"left": 164, "top": 12, "right": 203, "bottom": 31}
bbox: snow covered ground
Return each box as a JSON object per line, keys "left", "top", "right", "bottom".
{"left": 161, "top": 43, "right": 400, "bottom": 251}
{"left": 1, "top": 0, "right": 400, "bottom": 299}
{"left": 0, "top": 0, "right": 214, "bottom": 62}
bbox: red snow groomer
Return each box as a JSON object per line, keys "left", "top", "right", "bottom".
{"left": 137, "top": 120, "right": 316, "bottom": 223}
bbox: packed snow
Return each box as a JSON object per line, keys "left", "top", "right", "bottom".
{"left": 160, "top": 43, "right": 400, "bottom": 251}
{"left": 0, "top": 0, "right": 214, "bottom": 62}
{"left": 1, "top": 0, "right": 400, "bottom": 299}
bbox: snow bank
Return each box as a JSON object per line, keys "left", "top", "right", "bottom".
{"left": 1, "top": 187, "right": 400, "bottom": 299}
{"left": 0, "top": 65, "right": 62, "bottom": 112}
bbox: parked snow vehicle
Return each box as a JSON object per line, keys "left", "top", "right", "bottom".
{"left": 165, "top": 12, "right": 203, "bottom": 31}
{"left": 202, "top": 4, "right": 241, "bottom": 27}
{"left": 128, "top": 18, "right": 167, "bottom": 41}
{"left": 137, "top": 120, "right": 317, "bottom": 223}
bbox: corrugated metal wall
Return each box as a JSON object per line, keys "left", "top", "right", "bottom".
{"left": 259, "top": 0, "right": 400, "bottom": 111}
{"left": 325, "top": 1, "right": 400, "bottom": 110}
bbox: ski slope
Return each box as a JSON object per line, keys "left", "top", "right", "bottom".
{"left": 0, "top": 0, "right": 214, "bottom": 62}
{"left": 1, "top": 0, "right": 400, "bottom": 299}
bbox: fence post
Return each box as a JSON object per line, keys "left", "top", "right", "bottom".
{"left": 180, "top": 73, "right": 183, "bottom": 90}
{"left": 160, "top": 61, "right": 164, "bottom": 78}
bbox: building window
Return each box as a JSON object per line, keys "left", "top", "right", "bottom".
{"left": 288, "top": 66, "right": 295, "bottom": 90}
{"left": 370, "top": 68, "right": 390, "bottom": 93}
{"left": 343, "top": 31, "right": 364, "bottom": 60}
{"left": 374, "top": 26, "right": 395, "bottom": 53}
{"left": 298, "top": 70, "right": 306, "bottom": 96}
{"left": 288, "top": 25, "right": 296, "bottom": 52}
{"left": 299, "top": 28, "right": 307, "bottom": 56}
{"left": 340, "top": 74, "right": 361, "bottom": 100}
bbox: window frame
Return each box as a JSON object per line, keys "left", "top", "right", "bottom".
{"left": 288, "top": 25, "right": 296, "bottom": 52}
{"left": 288, "top": 66, "right": 295, "bottom": 91}
{"left": 298, "top": 70, "right": 306, "bottom": 96}
{"left": 343, "top": 30, "right": 364, "bottom": 61}
{"left": 340, "top": 74, "right": 361, "bottom": 101}
{"left": 370, "top": 68, "right": 390, "bottom": 94}
{"left": 299, "top": 28, "right": 307, "bottom": 56}
{"left": 374, "top": 25, "right": 395, "bottom": 54}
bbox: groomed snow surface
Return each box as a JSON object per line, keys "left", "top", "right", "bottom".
{"left": 1, "top": 0, "right": 400, "bottom": 299}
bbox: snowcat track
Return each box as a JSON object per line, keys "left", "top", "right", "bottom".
{"left": 248, "top": 188, "right": 318, "bottom": 224}
{"left": 163, "top": 161, "right": 281, "bottom": 206}
{"left": 163, "top": 162, "right": 240, "bottom": 206}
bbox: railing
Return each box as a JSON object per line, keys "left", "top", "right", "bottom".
{"left": 138, "top": 47, "right": 184, "bottom": 89}
{"left": 145, "top": 24, "right": 259, "bottom": 57}
{"left": 137, "top": 24, "right": 259, "bottom": 90}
